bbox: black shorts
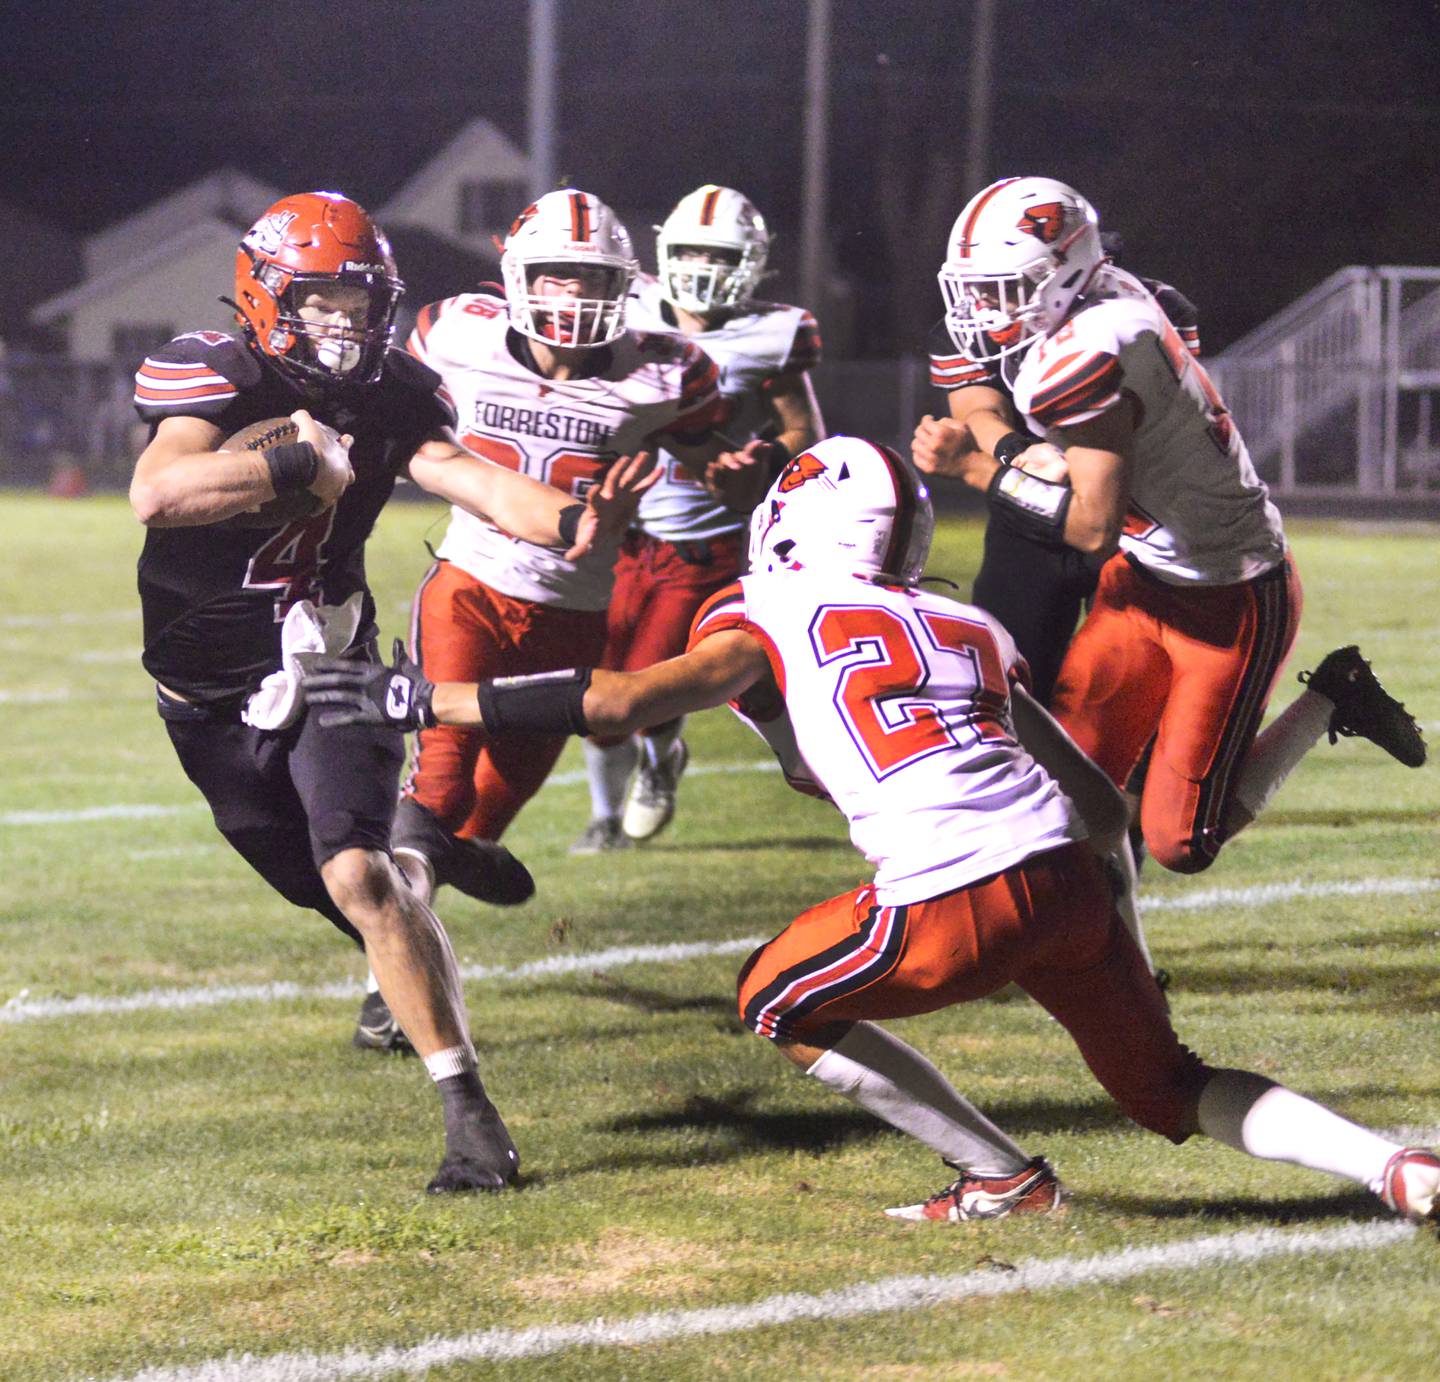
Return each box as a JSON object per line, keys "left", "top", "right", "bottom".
{"left": 972, "top": 518, "right": 1103, "bottom": 708}
{"left": 159, "top": 690, "right": 406, "bottom": 940}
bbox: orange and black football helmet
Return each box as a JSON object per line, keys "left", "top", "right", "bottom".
{"left": 233, "top": 192, "right": 403, "bottom": 387}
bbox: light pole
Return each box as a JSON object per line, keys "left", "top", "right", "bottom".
{"left": 528, "top": 0, "right": 558, "bottom": 200}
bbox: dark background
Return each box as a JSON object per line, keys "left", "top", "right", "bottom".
{"left": 4, "top": 0, "right": 1438, "bottom": 355}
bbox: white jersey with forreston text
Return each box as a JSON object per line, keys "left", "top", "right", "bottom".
{"left": 1010, "top": 267, "right": 1286, "bottom": 586}
{"left": 688, "top": 571, "right": 1083, "bottom": 905}
{"left": 407, "top": 291, "right": 724, "bottom": 608}
{"left": 626, "top": 274, "right": 822, "bottom": 541}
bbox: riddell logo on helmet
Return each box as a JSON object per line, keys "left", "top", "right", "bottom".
{"left": 244, "top": 211, "right": 299, "bottom": 255}
{"left": 777, "top": 453, "right": 827, "bottom": 492}
{"left": 1018, "top": 203, "right": 1066, "bottom": 244}
{"left": 342, "top": 260, "right": 383, "bottom": 273}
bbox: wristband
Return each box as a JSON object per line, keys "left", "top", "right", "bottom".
{"left": 264, "top": 441, "right": 319, "bottom": 493}
{"left": 991, "top": 431, "right": 1036, "bottom": 468}
{"left": 477, "top": 667, "right": 593, "bottom": 737}
{"left": 987, "top": 461, "right": 1072, "bottom": 540}
{"left": 556, "top": 502, "right": 584, "bottom": 549}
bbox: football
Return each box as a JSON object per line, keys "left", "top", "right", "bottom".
{"left": 220, "top": 416, "right": 330, "bottom": 527}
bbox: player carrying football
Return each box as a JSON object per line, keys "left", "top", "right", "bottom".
{"left": 129, "top": 191, "right": 649, "bottom": 1193}
{"left": 304, "top": 436, "right": 1440, "bottom": 1226}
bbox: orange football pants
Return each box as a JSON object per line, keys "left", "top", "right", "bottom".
{"left": 1051, "top": 553, "right": 1301, "bottom": 874}
{"left": 404, "top": 560, "right": 609, "bottom": 840}
{"left": 590, "top": 529, "right": 744, "bottom": 747}
{"left": 737, "top": 841, "right": 1210, "bottom": 1143}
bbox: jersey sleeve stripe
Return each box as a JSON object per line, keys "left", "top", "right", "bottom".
{"left": 1027, "top": 353, "right": 1123, "bottom": 426}
{"left": 686, "top": 582, "right": 747, "bottom": 648}
{"left": 133, "top": 379, "right": 237, "bottom": 405}
{"left": 929, "top": 355, "right": 991, "bottom": 388}
{"left": 137, "top": 360, "right": 227, "bottom": 381}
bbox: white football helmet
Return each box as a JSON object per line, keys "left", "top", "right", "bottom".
{"left": 748, "top": 436, "right": 934, "bottom": 586}
{"left": 939, "top": 176, "right": 1104, "bottom": 367}
{"left": 500, "top": 189, "right": 637, "bottom": 347}
{"left": 656, "top": 185, "right": 770, "bottom": 314}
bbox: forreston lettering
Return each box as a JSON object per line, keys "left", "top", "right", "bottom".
{"left": 476, "top": 403, "right": 615, "bottom": 447}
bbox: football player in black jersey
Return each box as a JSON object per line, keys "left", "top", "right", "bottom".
{"left": 129, "top": 191, "right": 652, "bottom": 1194}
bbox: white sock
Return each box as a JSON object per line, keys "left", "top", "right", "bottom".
{"left": 1230, "top": 690, "right": 1332, "bottom": 820}
{"left": 806, "top": 1021, "right": 1030, "bottom": 1174}
{"left": 365, "top": 968, "right": 381, "bottom": 995}
{"left": 424, "top": 1044, "right": 478, "bottom": 1082}
{"left": 1106, "top": 838, "right": 1155, "bottom": 974}
{"left": 641, "top": 719, "right": 684, "bottom": 769}
{"left": 584, "top": 738, "right": 639, "bottom": 820}
{"left": 1197, "top": 1068, "right": 1399, "bottom": 1190}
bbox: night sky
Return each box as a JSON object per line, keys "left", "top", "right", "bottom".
{"left": 4, "top": 0, "right": 1439, "bottom": 353}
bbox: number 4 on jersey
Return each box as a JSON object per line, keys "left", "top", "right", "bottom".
{"left": 242, "top": 510, "right": 336, "bottom": 619}
{"left": 811, "top": 604, "right": 1010, "bottom": 778}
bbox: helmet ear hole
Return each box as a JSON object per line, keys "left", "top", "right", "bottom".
{"left": 773, "top": 539, "right": 796, "bottom": 561}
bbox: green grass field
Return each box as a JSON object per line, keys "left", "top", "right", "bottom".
{"left": 1, "top": 491, "right": 1438, "bottom": 1381}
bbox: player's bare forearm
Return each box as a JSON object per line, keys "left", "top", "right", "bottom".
{"left": 584, "top": 633, "right": 768, "bottom": 733}
{"left": 409, "top": 437, "right": 576, "bottom": 546}
{"left": 426, "top": 631, "right": 769, "bottom": 737}
{"left": 130, "top": 416, "right": 275, "bottom": 526}
{"left": 770, "top": 369, "right": 825, "bottom": 454}
{"left": 1053, "top": 405, "right": 1134, "bottom": 555}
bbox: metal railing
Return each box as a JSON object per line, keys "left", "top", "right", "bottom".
{"left": 1208, "top": 266, "right": 1440, "bottom": 496}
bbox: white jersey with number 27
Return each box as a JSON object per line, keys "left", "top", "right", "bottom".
{"left": 689, "top": 570, "right": 1083, "bottom": 905}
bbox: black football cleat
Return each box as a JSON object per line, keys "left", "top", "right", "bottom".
{"left": 429, "top": 1075, "right": 520, "bottom": 1194}
{"left": 392, "top": 796, "right": 535, "bottom": 905}
{"left": 1299, "top": 645, "right": 1426, "bottom": 768}
{"left": 352, "top": 990, "right": 416, "bottom": 1055}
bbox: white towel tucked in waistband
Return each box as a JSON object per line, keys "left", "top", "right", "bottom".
{"left": 241, "top": 591, "right": 364, "bottom": 731}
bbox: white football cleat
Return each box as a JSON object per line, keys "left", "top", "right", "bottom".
{"left": 623, "top": 738, "right": 689, "bottom": 841}
{"left": 1377, "top": 1148, "right": 1440, "bottom": 1224}
{"left": 886, "top": 1156, "right": 1063, "bottom": 1222}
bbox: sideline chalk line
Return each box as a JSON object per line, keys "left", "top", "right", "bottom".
{"left": 3, "top": 876, "right": 1436, "bottom": 1026}
{"left": 103, "top": 1220, "right": 1414, "bottom": 1382}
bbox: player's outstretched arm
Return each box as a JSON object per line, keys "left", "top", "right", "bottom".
{"left": 407, "top": 433, "right": 655, "bottom": 557}
{"left": 305, "top": 630, "right": 769, "bottom": 738}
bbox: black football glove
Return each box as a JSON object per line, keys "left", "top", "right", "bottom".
{"left": 305, "top": 639, "right": 436, "bottom": 730}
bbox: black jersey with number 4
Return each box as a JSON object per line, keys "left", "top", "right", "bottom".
{"left": 133, "top": 331, "right": 455, "bottom": 704}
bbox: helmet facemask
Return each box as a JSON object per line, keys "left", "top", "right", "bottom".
{"left": 503, "top": 257, "right": 633, "bottom": 348}
{"left": 265, "top": 272, "right": 401, "bottom": 384}
{"left": 939, "top": 264, "right": 1044, "bottom": 366}
{"left": 660, "top": 243, "right": 762, "bottom": 314}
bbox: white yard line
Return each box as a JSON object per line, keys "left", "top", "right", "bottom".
{"left": 103, "top": 1220, "right": 1413, "bottom": 1382}
{"left": 0, "top": 609, "right": 138, "bottom": 627}
{"left": 0, "top": 939, "right": 766, "bottom": 1024}
{"left": 3, "top": 875, "right": 1436, "bottom": 1025}
{"left": 1, "top": 803, "right": 204, "bottom": 826}
{"left": 0, "top": 762, "right": 778, "bottom": 827}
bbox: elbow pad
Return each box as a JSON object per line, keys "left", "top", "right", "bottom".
{"left": 477, "top": 668, "right": 592, "bottom": 737}
{"left": 987, "top": 462, "right": 1072, "bottom": 541}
